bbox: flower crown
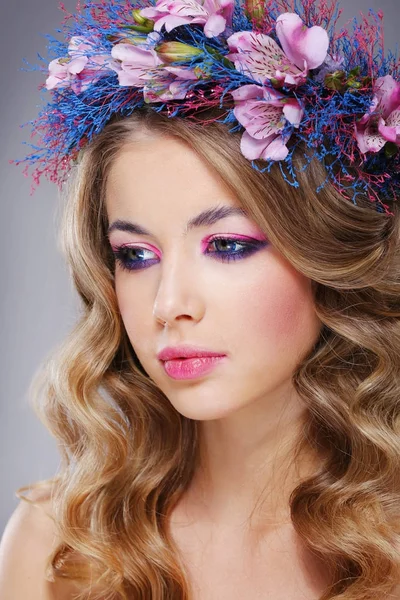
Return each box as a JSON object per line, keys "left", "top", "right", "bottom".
{"left": 12, "top": 0, "right": 400, "bottom": 215}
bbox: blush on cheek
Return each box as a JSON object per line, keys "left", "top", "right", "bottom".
{"left": 269, "top": 286, "right": 321, "bottom": 357}
{"left": 239, "top": 268, "right": 319, "bottom": 355}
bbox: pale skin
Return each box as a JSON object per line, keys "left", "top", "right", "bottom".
{"left": 105, "top": 135, "right": 332, "bottom": 599}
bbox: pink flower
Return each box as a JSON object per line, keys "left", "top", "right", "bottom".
{"left": 275, "top": 13, "right": 330, "bottom": 71}
{"left": 355, "top": 74, "right": 400, "bottom": 153}
{"left": 111, "top": 42, "right": 164, "bottom": 87}
{"left": 230, "top": 84, "right": 304, "bottom": 161}
{"left": 140, "top": 0, "right": 234, "bottom": 38}
{"left": 143, "top": 66, "right": 198, "bottom": 102}
{"left": 226, "top": 13, "right": 329, "bottom": 87}
{"left": 46, "top": 36, "right": 115, "bottom": 94}
{"left": 111, "top": 39, "right": 198, "bottom": 101}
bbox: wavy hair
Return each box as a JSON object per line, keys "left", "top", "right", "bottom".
{"left": 17, "top": 105, "right": 400, "bottom": 600}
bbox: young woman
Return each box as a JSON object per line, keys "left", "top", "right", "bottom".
{"left": 1, "top": 1, "right": 400, "bottom": 599}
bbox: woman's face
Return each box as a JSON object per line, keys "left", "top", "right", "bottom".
{"left": 105, "top": 135, "right": 322, "bottom": 421}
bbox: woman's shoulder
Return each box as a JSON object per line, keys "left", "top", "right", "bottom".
{"left": 0, "top": 482, "right": 79, "bottom": 599}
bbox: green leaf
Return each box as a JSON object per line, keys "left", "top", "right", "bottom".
{"left": 384, "top": 142, "right": 399, "bottom": 158}
{"left": 325, "top": 71, "right": 346, "bottom": 92}
{"left": 347, "top": 80, "right": 362, "bottom": 89}
{"left": 203, "top": 45, "right": 235, "bottom": 69}
{"left": 348, "top": 66, "right": 361, "bottom": 77}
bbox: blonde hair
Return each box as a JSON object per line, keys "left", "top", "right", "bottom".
{"left": 17, "top": 106, "right": 400, "bottom": 599}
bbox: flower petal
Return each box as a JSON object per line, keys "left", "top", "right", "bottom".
{"left": 111, "top": 43, "right": 162, "bottom": 68}
{"left": 218, "top": 0, "right": 234, "bottom": 26}
{"left": 46, "top": 59, "right": 69, "bottom": 90}
{"left": 227, "top": 31, "right": 296, "bottom": 84}
{"left": 204, "top": 13, "right": 226, "bottom": 37}
{"left": 376, "top": 118, "right": 397, "bottom": 144}
{"left": 117, "top": 69, "right": 145, "bottom": 87}
{"left": 386, "top": 108, "right": 400, "bottom": 128}
{"left": 363, "top": 123, "right": 387, "bottom": 153}
{"left": 139, "top": 7, "right": 164, "bottom": 18}
{"left": 261, "top": 135, "right": 289, "bottom": 160}
{"left": 164, "top": 66, "right": 199, "bottom": 80}
{"left": 354, "top": 124, "right": 369, "bottom": 154}
{"left": 282, "top": 98, "right": 303, "bottom": 127}
{"left": 234, "top": 102, "right": 285, "bottom": 139}
{"left": 163, "top": 15, "right": 194, "bottom": 32}
{"left": 167, "top": 79, "right": 192, "bottom": 99}
{"left": 276, "top": 12, "right": 329, "bottom": 70}
{"left": 168, "top": 0, "right": 207, "bottom": 18}
{"left": 240, "top": 130, "right": 275, "bottom": 160}
{"left": 374, "top": 75, "right": 400, "bottom": 117}
{"left": 67, "top": 56, "right": 88, "bottom": 75}
{"left": 68, "top": 36, "right": 94, "bottom": 56}
{"left": 230, "top": 83, "right": 265, "bottom": 102}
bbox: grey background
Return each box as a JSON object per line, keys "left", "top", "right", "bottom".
{"left": 1, "top": 0, "right": 399, "bottom": 535}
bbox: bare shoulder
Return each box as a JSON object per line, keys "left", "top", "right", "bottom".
{"left": 0, "top": 483, "right": 79, "bottom": 600}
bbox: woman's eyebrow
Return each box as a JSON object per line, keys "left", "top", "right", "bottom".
{"left": 107, "top": 205, "right": 248, "bottom": 237}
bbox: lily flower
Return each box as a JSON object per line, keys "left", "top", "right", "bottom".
{"left": 275, "top": 13, "right": 330, "bottom": 72}
{"left": 46, "top": 36, "right": 115, "bottom": 94}
{"left": 111, "top": 36, "right": 198, "bottom": 100}
{"left": 227, "top": 12, "right": 329, "bottom": 87}
{"left": 111, "top": 42, "right": 164, "bottom": 87}
{"left": 355, "top": 74, "right": 400, "bottom": 153}
{"left": 139, "top": 0, "right": 234, "bottom": 38}
{"left": 230, "top": 83, "right": 304, "bottom": 161}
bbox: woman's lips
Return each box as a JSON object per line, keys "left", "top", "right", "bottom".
{"left": 161, "top": 355, "right": 227, "bottom": 380}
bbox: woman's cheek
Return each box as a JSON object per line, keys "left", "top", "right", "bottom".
{"left": 231, "top": 265, "right": 320, "bottom": 357}
{"left": 115, "top": 281, "right": 145, "bottom": 339}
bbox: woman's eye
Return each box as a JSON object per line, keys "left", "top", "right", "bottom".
{"left": 113, "top": 246, "right": 159, "bottom": 272}
{"left": 204, "top": 237, "right": 265, "bottom": 262}
{"left": 113, "top": 237, "right": 267, "bottom": 272}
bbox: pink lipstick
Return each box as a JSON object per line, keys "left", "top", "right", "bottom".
{"left": 162, "top": 356, "right": 226, "bottom": 380}
{"left": 157, "top": 345, "right": 227, "bottom": 380}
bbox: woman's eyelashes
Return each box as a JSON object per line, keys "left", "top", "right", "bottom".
{"left": 112, "top": 236, "right": 269, "bottom": 273}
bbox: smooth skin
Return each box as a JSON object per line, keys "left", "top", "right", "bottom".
{"left": 0, "top": 487, "right": 83, "bottom": 600}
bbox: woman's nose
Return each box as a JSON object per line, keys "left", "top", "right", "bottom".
{"left": 152, "top": 254, "right": 205, "bottom": 327}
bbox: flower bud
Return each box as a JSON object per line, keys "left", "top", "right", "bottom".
{"left": 107, "top": 33, "right": 147, "bottom": 45}
{"left": 155, "top": 42, "right": 203, "bottom": 63}
{"left": 244, "top": 0, "right": 265, "bottom": 27}
{"left": 122, "top": 10, "right": 154, "bottom": 33}
{"left": 126, "top": 23, "right": 154, "bottom": 33}
{"left": 132, "top": 9, "right": 147, "bottom": 25}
